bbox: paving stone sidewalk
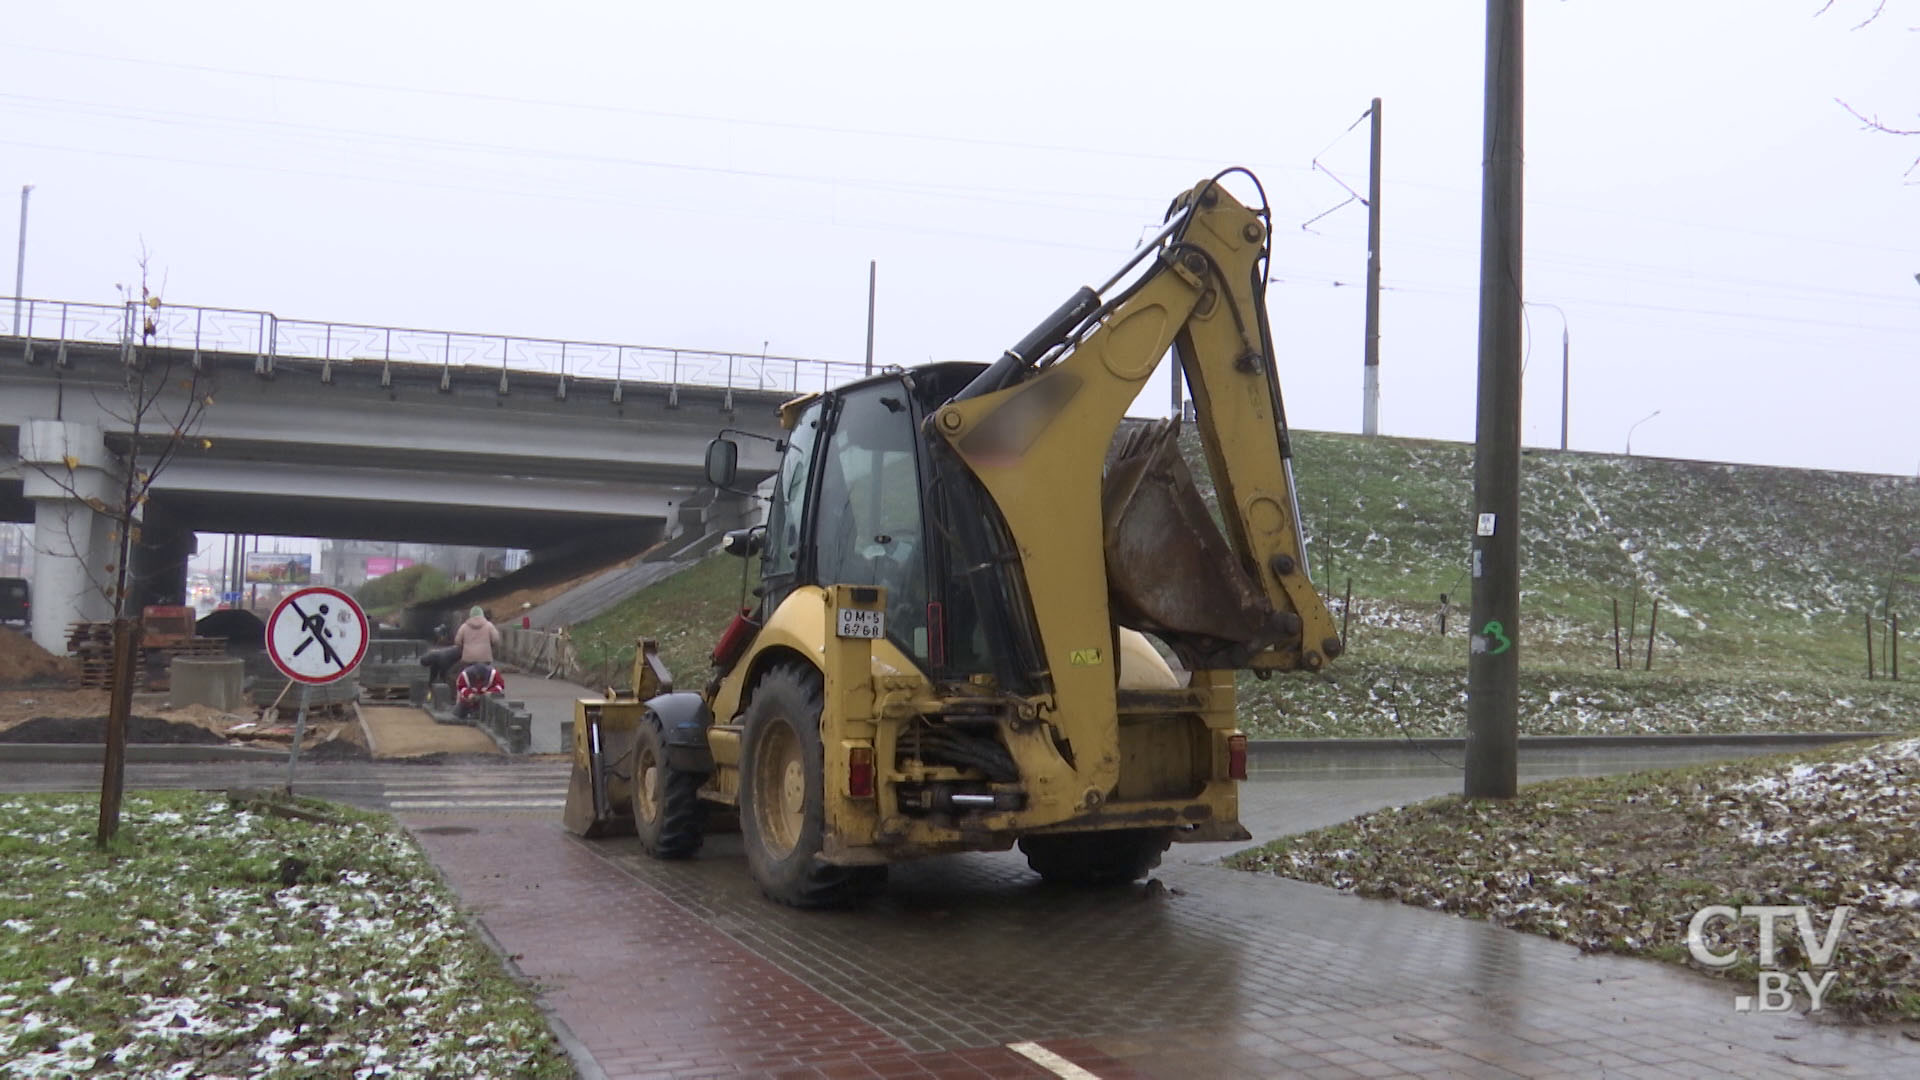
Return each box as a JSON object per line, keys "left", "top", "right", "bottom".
{"left": 410, "top": 818, "right": 1102, "bottom": 1079}
{"left": 409, "top": 777, "right": 1920, "bottom": 1079}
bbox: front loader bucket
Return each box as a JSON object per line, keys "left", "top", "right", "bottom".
{"left": 562, "top": 709, "right": 637, "bottom": 838}
{"left": 1102, "top": 419, "right": 1299, "bottom": 669}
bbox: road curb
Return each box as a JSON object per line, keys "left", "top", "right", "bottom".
{"left": 396, "top": 818, "right": 606, "bottom": 1080}
{"left": 1247, "top": 732, "right": 1901, "bottom": 758}
{"left": 0, "top": 732, "right": 1898, "bottom": 765}
{"left": 461, "top": 913, "right": 608, "bottom": 1080}
{"left": 0, "top": 743, "right": 290, "bottom": 763}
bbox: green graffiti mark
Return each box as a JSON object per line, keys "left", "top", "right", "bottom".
{"left": 1482, "top": 620, "right": 1512, "bottom": 655}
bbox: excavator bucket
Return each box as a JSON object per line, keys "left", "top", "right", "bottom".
{"left": 1102, "top": 419, "right": 1300, "bottom": 670}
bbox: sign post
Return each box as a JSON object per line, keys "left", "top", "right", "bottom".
{"left": 264, "top": 586, "right": 369, "bottom": 794}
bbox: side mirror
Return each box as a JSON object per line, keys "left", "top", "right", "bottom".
{"left": 705, "top": 438, "right": 740, "bottom": 489}
{"left": 722, "top": 527, "right": 765, "bottom": 558}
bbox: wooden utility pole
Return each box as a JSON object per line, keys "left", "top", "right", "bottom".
{"left": 1362, "top": 98, "right": 1384, "bottom": 436}
{"left": 1645, "top": 600, "right": 1659, "bottom": 671}
{"left": 1465, "top": 0, "right": 1524, "bottom": 799}
{"left": 1612, "top": 598, "right": 1623, "bottom": 670}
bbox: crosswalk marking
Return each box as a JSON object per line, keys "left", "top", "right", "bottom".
{"left": 389, "top": 798, "right": 563, "bottom": 810}
{"left": 378, "top": 766, "right": 570, "bottom": 813}
{"left": 382, "top": 786, "right": 565, "bottom": 798}
{"left": 1007, "top": 1042, "right": 1103, "bottom": 1079}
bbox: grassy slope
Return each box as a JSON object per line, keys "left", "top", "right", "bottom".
{"left": 574, "top": 429, "right": 1920, "bottom": 735}
{"left": 571, "top": 555, "right": 756, "bottom": 690}
{"left": 1231, "top": 431, "right": 1920, "bottom": 736}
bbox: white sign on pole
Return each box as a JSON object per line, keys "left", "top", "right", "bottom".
{"left": 266, "top": 586, "right": 369, "bottom": 685}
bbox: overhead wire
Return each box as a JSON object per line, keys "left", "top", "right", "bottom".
{"left": 0, "top": 41, "right": 1330, "bottom": 177}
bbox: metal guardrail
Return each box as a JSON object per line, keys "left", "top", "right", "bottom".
{"left": 2, "top": 295, "right": 868, "bottom": 395}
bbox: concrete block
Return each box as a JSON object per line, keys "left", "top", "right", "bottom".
{"left": 481, "top": 695, "right": 533, "bottom": 754}
{"left": 169, "top": 658, "right": 246, "bottom": 712}
{"left": 365, "top": 638, "right": 429, "bottom": 665}
{"left": 251, "top": 675, "right": 357, "bottom": 708}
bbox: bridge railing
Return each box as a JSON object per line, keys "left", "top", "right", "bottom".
{"left": 3, "top": 296, "right": 870, "bottom": 394}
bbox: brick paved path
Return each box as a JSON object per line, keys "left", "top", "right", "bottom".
{"left": 411, "top": 817, "right": 1106, "bottom": 1079}
{"left": 409, "top": 779, "right": 1920, "bottom": 1079}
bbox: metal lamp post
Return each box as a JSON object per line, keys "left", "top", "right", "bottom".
{"left": 12, "top": 184, "right": 31, "bottom": 334}
{"left": 1525, "top": 301, "right": 1569, "bottom": 450}
{"left": 1626, "top": 409, "right": 1661, "bottom": 456}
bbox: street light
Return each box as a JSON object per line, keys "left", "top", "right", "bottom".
{"left": 1626, "top": 409, "right": 1662, "bottom": 456}
{"left": 12, "top": 184, "right": 31, "bottom": 335}
{"left": 1525, "top": 301, "right": 1570, "bottom": 450}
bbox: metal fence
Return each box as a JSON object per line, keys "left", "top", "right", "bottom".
{"left": 2, "top": 296, "right": 868, "bottom": 394}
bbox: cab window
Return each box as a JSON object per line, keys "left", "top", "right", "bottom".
{"left": 813, "top": 384, "right": 930, "bottom": 661}
{"left": 762, "top": 400, "right": 823, "bottom": 594}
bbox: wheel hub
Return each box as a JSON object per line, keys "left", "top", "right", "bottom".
{"left": 751, "top": 718, "right": 804, "bottom": 858}
{"left": 637, "top": 758, "right": 660, "bottom": 825}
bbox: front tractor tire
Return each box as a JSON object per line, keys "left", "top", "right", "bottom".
{"left": 739, "top": 664, "right": 885, "bottom": 908}
{"left": 1018, "top": 828, "right": 1174, "bottom": 887}
{"left": 631, "top": 715, "right": 704, "bottom": 859}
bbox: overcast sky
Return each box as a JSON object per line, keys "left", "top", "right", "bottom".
{"left": 5, "top": 1, "right": 1918, "bottom": 477}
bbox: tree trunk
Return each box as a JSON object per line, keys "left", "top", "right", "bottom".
{"left": 96, "top": 616, "right": 141, "bottom": 846}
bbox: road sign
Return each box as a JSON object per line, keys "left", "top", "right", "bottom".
{"left": 265, "top": 586, "right": 368, "bottom": 685}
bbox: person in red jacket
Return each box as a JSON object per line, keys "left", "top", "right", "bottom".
{"left": 455, "top": 662, "right": 505, "bottom": 719}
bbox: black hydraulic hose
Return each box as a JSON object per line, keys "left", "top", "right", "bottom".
{"left": 949, "top": 286, "right": 1101, "bottom": 403}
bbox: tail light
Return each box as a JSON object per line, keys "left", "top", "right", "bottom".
{"left": 1227, "top": 734, "right": 1248, "bottom": 781}
{"left": 848, "top": 746, "right": 875, "bottom": 798}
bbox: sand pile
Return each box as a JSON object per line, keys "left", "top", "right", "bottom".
{"left": 0, "top": 628, "right": 79, "bottom": 687}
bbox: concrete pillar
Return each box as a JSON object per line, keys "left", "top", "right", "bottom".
{"left": 131, "top": 502, "right": 194, "bottom": 609}
{"left": 21, "top": 420, "right": 122, "bottom": 653}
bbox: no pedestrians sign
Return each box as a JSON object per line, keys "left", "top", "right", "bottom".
{"left": 265, "top": 586, "right": 369, "bottom": 685}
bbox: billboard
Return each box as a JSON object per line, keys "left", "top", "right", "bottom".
{"left": 243, "top": 552, "right": 312, "bottom": 585}
{"left": 365, "top": 556, "right": 415, "bottom": 578}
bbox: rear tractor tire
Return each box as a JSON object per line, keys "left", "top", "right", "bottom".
{"left": 739, "top": 664, "right": 885, "bottom": 908}
{"left": 1018, "top": 828, "right": 1174, "bottom": 887}
{"left": 630, "top": 715, "right": 705, "bottom": 859}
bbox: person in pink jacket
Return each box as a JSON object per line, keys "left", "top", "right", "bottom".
{"left": 455, "top": 605, "right": 500, "bottom": 664}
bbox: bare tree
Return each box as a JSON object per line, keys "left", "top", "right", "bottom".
{"left": 1820, "top": 0, "right": 1920, "bottom": 179}
{"left": 24, "top": 249, "right": 215, "bottom": 846}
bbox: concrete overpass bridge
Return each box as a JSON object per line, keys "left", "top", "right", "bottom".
{"left": 2, "top": 296, "right": 857, "bottom": 650}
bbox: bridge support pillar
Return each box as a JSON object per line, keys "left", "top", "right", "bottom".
{"left": 131, "top": 504, "right": 194, "bottom": 610}
{"left": 21, "top": 420, "right": 122, "bottom": 653}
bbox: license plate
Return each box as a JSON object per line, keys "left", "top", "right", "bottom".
{"left": 836, "top": 608, "right": 885, "bottom": 639}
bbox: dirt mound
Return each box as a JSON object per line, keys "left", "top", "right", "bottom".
{"left": 195, "top": 609, "right": 265, "bottom": 648}
{"left": 0, "top": 713, "right": 228, "bottom": 745}
{"left": 0, "top": 628, "right": 79, "bottom": 688}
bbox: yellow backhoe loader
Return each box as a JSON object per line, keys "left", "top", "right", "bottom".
{"left": 565, "top": 171, "right": 1341, "bottom": 906}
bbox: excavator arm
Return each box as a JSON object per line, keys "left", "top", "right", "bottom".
{"left": 930, "top": 173, "right": 1339, "bottom": 802}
